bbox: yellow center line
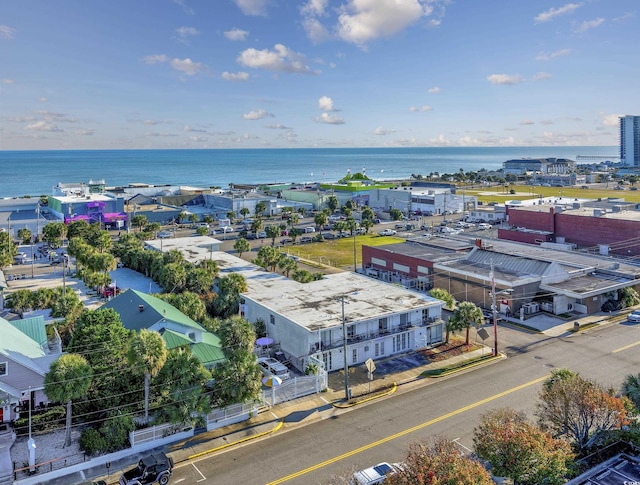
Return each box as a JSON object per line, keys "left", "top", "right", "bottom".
{"left": 266, "top": 375, "right": 549, "bottom": 485}
{"left": 612, "top": 341, "right": 640, "bottom": 353}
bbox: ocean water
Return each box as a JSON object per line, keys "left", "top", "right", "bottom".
{"left": 0, "top": 146, "right": 618, "bottom": 198}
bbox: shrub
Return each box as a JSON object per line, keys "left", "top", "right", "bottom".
{"left": 13, "top": 406, "right": 65, "bottom": 436}
{"left": 79, "top": 428, "right": 108, "bottom": 456}
{"left": 99, "top": 414, "right": 134, "bottom": 452}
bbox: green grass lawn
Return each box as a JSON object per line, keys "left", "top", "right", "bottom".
{"left": 464, "top": 185, "right": 640, "bottom": 204}
{"left": 286, "top": 234, "right": 404, "bottom": 269}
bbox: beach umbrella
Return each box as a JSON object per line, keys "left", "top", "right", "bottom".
{"left": 262, "top": 375, "right": 282, "bottom": 388}
{"left": 256, "top": 337, "right": 274, "bottom": 346}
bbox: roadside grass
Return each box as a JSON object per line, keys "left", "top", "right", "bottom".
{"left": 463, "top": 186, "right": 640, "bottom": 205}
{"left": 419, "top": 354, "right": 496, "bottom": 377}
{"left": 286, "top": 234, "right": 405, "bottom": 268}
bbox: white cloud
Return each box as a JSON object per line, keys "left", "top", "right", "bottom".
{"left": 409, "top": 105, "right": 432, "bottom": 112}
{"left": 183, "top": 125, "right": 207, "bottom": 133}
{"left": 35, "top": 110, "right": 78, "bottom": 122}
{"left": 533, "top": 71, "right": 552, "bottom": 81}
{"left": 303, "top": 17, "right": 331, "bottom": 43}
{"left": 0, "top": 25, "right": 16, "bottom": 40}
{"left": 1, "top": 79, "right": 14, "bottom": 84}
{"left": 540, "top": 119, "right": 554, "bottom": 125}
{"left": 374, "top": 126, "right": 396, "bottom": 135}
{"left": 222, "top": 71, "right": 249, "bottom": 81}
{"left": 601, "top": 113, "right": 623, "bottom": 126}
{"left": 224, "top": 28, "right": 249, "bottom": 41}
{"left": 173, "top": 0, "right": 194, "bottom": 15}
{"left": 301, "top": 0, "right": 327, "bottom": 16}
{"left": 535, "top": 48, "right": 572, "bottom": 61}
{"left": 336, "top": 0, "right": 432, "bottom": 47}
{"left": 25, "top": 120, "right": 63, "bottom": 132}
{"left": 39, "top": 97, "right": 47, "bottom": 102}
{"left": 235, "top": 0, "right": 270, "bottom": 16}
{"left": 318, "top": 96, "right": 335, "bottom": 111}
{"left": 573, "top": 17, "right": 605, "bottom": 33}
{"left": 170, "top": 58, "right": 205, "bottom": 75}
{"left": 175, "top": 26, "right": 199, "bottom": 41}
{"left": 427, "top": 86, "right": 440, "bottom": 94}
{"left": 237, "top": 44, "right": 317, "bottom": 74}
{"left": 75, "top": 128, "right": 95, "bottom": 136}
{"left": 487, "top": 73, "right": 524, "bottom": 85}
{"left": 534, "top": 3, "right": 582, "bottom": 23}
{"left": 316, "top": 112, "right": 345, "bottom": 124}
{"left": 143, "top": 54, "right": 169, "bottom": 64}
{"left": 520, "top": 119, "right": 535, "bottom": 125}
{"left": 243, "top": 109, "right": 274, "bottom": 120}
{"left": 265, "top": 123, "right": 291, "bottom": 129}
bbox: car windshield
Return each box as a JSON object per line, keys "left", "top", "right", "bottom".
{"left": 373, "top": 464, "right": 392, "bottom": 475}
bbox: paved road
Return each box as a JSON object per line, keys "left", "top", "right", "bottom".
{"left": 169, "top": 320, "right": 640, "bottom": 484}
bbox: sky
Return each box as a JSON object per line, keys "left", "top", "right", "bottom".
{"left": 0, "top": 0, "right": 638, "bottom": 150}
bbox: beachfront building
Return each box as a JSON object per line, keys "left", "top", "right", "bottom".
{"left": 241, "top": 272, "right": 445, "bottom": 374}
{"left": 503, "top": 157, "right": 577, "bottom": 175}
{"left": 203, "top": 189, "right": 285, "bottom": 218}
{"left": 48, "top": 180, "right": 127, "bottom": 229}
{"left": 620, "top": 115, "right": 640, "bottom": 166}
{"left": 368, "top": 186, "right": 476, "bottom": 216}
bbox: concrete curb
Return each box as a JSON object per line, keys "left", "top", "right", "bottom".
{"left": 332, "top": 382, "right": 398, "bottom": 409}
{"left": 422, "top": 354, "right": 505, "bottom": 378}
{"left": 186, "top": 419, "right": 284, "bottom": 461}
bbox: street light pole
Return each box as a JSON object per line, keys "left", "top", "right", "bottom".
{"left": 341, "top": 296, "right": 349, "bottom": 400}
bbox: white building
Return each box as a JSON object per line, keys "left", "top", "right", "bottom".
{"left": 369, "top": 187, "right": 476, "bottom": 216}
{"left": 620, "top": 115, "right": 640, "bottom": 166}
{"left": 241, "top": 272, "right": 445, "bottom": 373}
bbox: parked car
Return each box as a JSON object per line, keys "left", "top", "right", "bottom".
{"left": 119, "top": 453, "right": 173, "bottom": 485}
{"left": 352, "top": 462, "right": 402, "bottom": 485}
{"left": 628, "top": 310, "right": 640, "bottom": 322}
{"left": 300, "top": 236, "right": 313, "bottom": 243}
{"left": 304, "top": 226, "right": 316, "bottom": 233}
{"left": 257, "top": 231, "right": 267, "bottom": 239}
{"left": 477, "top": 223, "right": 491, "bottom": 230}
{"left": 280, "top": 237, "right": 292, "bottom": 244}
{"left": 257, "top": 357, "right": 290, "bottom": 380}
{"left": 395, "top": 223, "right": 405, "bottom": 229}
{"left": 378, "top": 229, "right": 397, "bottom": 236}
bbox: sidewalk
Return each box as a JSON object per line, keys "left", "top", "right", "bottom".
{"left": 14, "top": 347, "right": 495, "bottom": 485}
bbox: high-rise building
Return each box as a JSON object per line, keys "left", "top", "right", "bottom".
{"left": 620, "top": 115, "right": 640, "bottom": 166}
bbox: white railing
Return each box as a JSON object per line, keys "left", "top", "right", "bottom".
{"left": 205, "top": 402, "right": 257, "bottom": 431}
{"left": 130, "top": 422, "right": 193, "bottom": 449}
{"left": 262, "top": 371, "right": 328, "bottom": 407}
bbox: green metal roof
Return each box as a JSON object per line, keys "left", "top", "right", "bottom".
{"left": 8, "top": 316, "right": 47, "bottom": 348}
{"left": 161, "top": 328, "right": 192, "bottom": 348}
{"left": 160, "top": 329, "right": 224, "bottom": 368}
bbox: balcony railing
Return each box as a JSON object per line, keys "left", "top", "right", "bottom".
{"left": 310, "top": 317, "right": 442, "bottom": 353}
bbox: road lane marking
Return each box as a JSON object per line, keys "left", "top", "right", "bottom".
{"left": 265, "top": 375, "right": 549, "bottom": 485}
{"left": 192, "top": 463, "right": 206, "bottom": 482}
{"left": 612, "top": 341, "right": 640, "bottom": 353}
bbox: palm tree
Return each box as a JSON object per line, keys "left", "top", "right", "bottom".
{"left": 239, "top": 207, "right": 250, "bottom": 220}
{"left": 623, "top": 373, "right": 640, "bottom": 411}
{"left": 255, "top": 201, "right": 267, "bottom": 218}
{"left": 233, "top": 237, "right": 250, "bottom": 258}
{"left": 314, "top": 212, "right": 328, "bottom": 231}
{"left": 450, "top": 301, "right": 483, "bottom": 346}
{"left": 266, "top": 225, "right": 279, "bottom": 245}
{"left": 127, "top": 329, "right": 168, "bottom": 422}
{"left": 44, "top": 353, "right": 92, "bottom": 447}
{"left": 278, "top": 255, "right": 297, "bottom": 277}
{"left": 327, "top": 195, "right": 339, "bottom": 213}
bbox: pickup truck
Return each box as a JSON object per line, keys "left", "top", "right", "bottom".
{"left": 119, "top": 453, "right": 174, "bottom": 485}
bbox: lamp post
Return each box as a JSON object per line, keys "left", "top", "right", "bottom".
{"left": 490, "top": 261, "right": 511, "bottom": 357}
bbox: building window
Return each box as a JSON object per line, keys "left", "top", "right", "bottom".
{"left": 269, "top": 314, "right": 275, "bottom": 325}
{"left": 400, "top": 313, "right": 409, "bottom": 326}
{"left": 375, "top": 343, "right": 380, "bottom": 357}
{"left": 352, "top": 349, "right": 357, "bottom": 363}
{"left": 347, "top": 325, "right": 354, "bottom": 338}
{"left": 0, "top": 362, "right": 6, "bottom": 376}
{"left": 378, "top": 317, "right": 388, "bottom": 332}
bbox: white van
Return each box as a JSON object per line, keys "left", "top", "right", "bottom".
{"left": 257, "top": 357, "right": 290, "bottom": 380}
{"left": 304, "top": 226, "right": 316, "bottom": 233}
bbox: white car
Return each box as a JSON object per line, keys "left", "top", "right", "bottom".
{"left": 378, "top": 229, "right": 397, "bottom": 236}
{"left": 352, "top": 462, "right": 402, "bottom": 485}
{"left": 628, "top": 310, "right": 640, "bottom": 322}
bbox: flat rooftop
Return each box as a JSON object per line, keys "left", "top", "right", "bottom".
{"left": 242, "top": 272, "right": 442, "bottom": 332}
{"left": 369, "top": 239, "right": 468, "bottom": 263}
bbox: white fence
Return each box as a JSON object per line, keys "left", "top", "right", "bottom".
{"left": 129, "top": 422, "right": 194, "bottom": 450}
{"left": 262, "top": 372, "right": 327, "bottom": 407}
{"left": 205, "top": 402, "right": 257, "bottom": 432}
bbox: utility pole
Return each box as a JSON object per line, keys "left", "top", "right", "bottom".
{"left": 341, "top": 296, "right": 350, "bottom": 400}
{"left": 491, "top": 260, "right": 498, "bottom": 356}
